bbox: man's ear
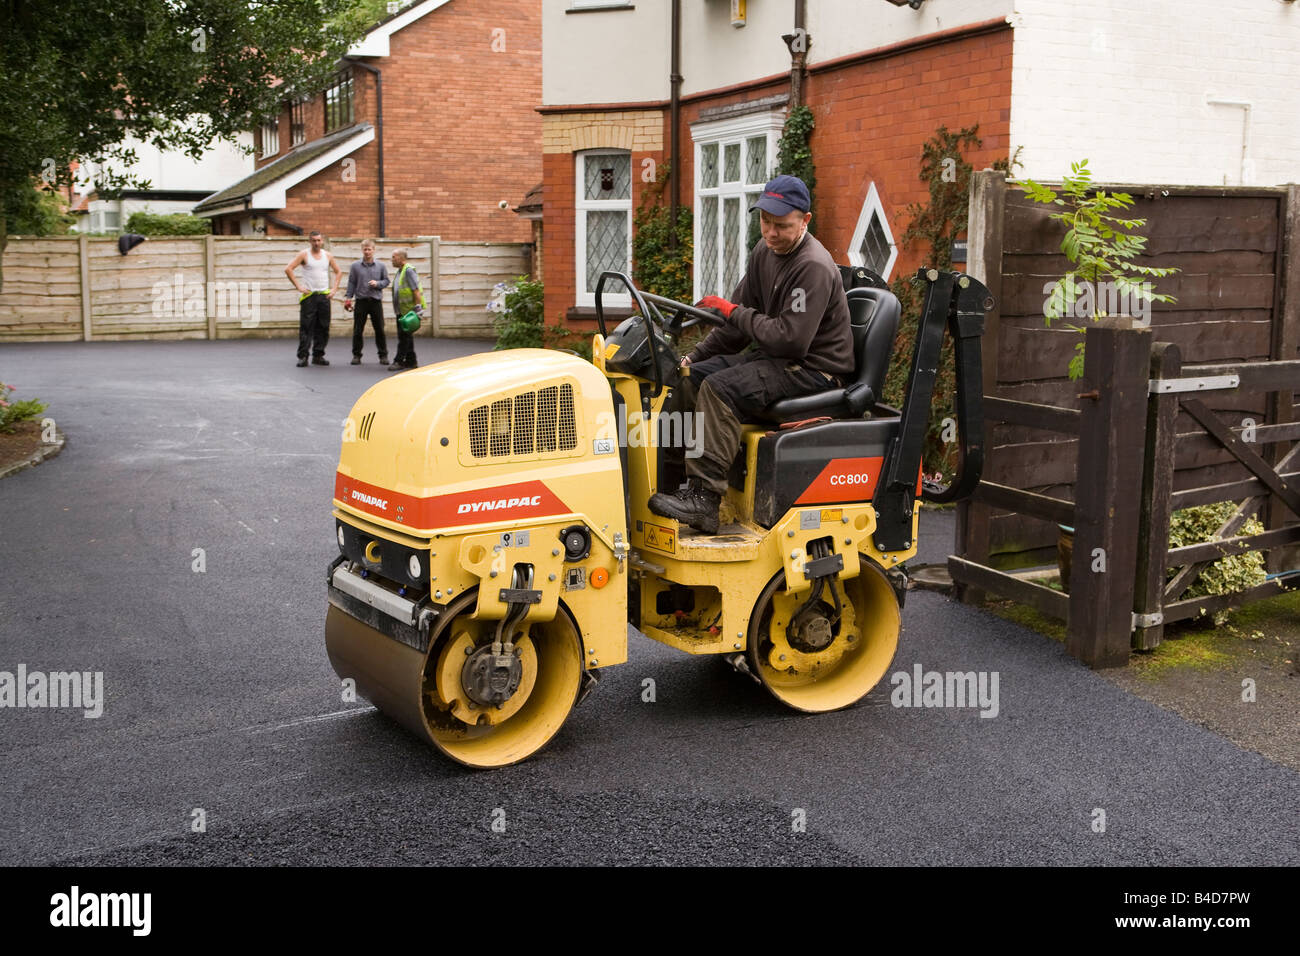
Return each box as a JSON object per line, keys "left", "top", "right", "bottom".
{"left": 801, "top": 212, "right": 812, "bottom": 227}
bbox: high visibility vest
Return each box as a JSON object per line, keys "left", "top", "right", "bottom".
{"left": 395, "top": 264, "right": 422, "bottom": 312}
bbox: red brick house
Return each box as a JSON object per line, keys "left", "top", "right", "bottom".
{"left": 539, "top": 1, "right": 1014, "bottom": 326}
{"left": 196, "top": 0, "right": 540, "bottom": 242}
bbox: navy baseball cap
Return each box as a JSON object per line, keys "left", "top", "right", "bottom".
{"left": 750, "top": 175, "right": 811, "bottom": 216}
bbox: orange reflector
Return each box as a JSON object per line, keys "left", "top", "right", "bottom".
{"left": 589, "top": 567, "right": 610, "bottom": 589}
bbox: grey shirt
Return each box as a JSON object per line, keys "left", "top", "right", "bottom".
{"left": 346, "top": 259, "right": 390, "bottom": 300}
{"left": 688, "top": 231, "right": 854, "bottom": 377}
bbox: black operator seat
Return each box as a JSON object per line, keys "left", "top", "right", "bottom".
{"left": 762, "top": 286, "right": 902, "bottom": 422}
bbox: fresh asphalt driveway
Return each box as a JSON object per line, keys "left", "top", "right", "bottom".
{"left": 1, "top": 339, "right": 1296, "bottom": 865}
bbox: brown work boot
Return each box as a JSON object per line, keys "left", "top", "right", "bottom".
{"left": 648, "top": 478, "right": 720, "bottom": 534}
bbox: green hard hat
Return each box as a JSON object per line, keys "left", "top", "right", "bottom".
{"left": 398, "top": 310, "right": 421, "bottom": 333}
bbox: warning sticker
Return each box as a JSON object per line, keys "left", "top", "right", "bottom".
{"left": 642, "top": 522, "right": 677, "bottom": 555}
{"left": 821, "top": 508, "right": 843, "bottom": 523}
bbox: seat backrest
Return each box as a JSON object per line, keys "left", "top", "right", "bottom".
{"left": 845, "top": 287, "right": 901, "bottom": 400}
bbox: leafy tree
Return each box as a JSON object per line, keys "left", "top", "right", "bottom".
{"left": 9, "top": 182, "right": 75, "bottom": 236}
{"left": 0, "top": 0, "right": 376, "bottom": 287}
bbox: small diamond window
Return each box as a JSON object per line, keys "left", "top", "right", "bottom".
{"left": 849, "top": 182, "right": 898, "bottom": 280}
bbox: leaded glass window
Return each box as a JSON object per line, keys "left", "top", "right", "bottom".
{"left": 699, "top": 197, "right": 719, "bottom": 297}
{"left": 849, "top": 182, "right": 898, "bottom": 279}
{"left": 584, "top": 153, "right": 630, "bottom": 201}
{"left": 575, "top": 149, "right": 632, "bottom": 307}
{"left": 691, "top": 113, "right": 784, "bottom": 302}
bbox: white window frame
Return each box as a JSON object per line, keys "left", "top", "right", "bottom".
{"left": 690, "top": 110, "right": 785, "bottom": 302}
{"left": 848, "top": 182, "right": 898, "bottom": 280}
{"left": 575, "top": 148, "right": 632, "bottom": 308}
{"left": 260, "top": 120, "right": 279, "bottom": 158}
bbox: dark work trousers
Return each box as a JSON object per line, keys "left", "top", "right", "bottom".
{"left": 685, "top": 352, "right": 839, "bottom": 495}
{"left": 351, "top": 298, "right": 388, "bottom": 359}
{"left": 393, "top": 323, "right": 418, "bottom": 367}
{"left": 297, "top": 294, "right": 331, "bottom": 360}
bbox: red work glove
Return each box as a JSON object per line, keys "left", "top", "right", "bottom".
{"left": 695, "top": 295, "right": 737, "bottom": 320}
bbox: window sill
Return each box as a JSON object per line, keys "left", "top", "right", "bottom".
{"left": 565, "top": 3, "right": 635, "bottom": 13}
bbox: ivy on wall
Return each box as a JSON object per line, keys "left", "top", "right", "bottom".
{"left": 775, "top": 105, "right": 816, "bottom": 225}
{"left": 882, "top": 125, "right": 1017, "bottom": 480}
{"left": 632, "top": 161, "right": 693, "bottom": 304}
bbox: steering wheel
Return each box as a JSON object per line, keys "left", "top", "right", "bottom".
{"left": 593, "top": 271, "right": 728, "bottom": 397}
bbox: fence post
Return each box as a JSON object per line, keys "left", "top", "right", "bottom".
{"left": 955, "top": 168, "right": 1006, "bottom": 603}
{"left": 1067, "top": 319, "right": 1152, "bottom": 667}
{"left": 78, "top": 235, "right": 92, "bottom": 341}
{"left": 204, "top": 235, "right": 217, "bottom": 340}
{"left": 1266, "top": 183, "right": 1300, "bottom": 573}
{"left": 1133, "top": 341, "right": 1181, "bottom": 650}
{"left": 427, "top": 235, "right": 441, "bottom": 338}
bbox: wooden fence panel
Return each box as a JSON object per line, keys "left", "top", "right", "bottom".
{"left": 0, "top": 234, "right": 524, "bottom": 343}
{"left": 437, "top": 242, "right": 529, "bottom": 338}
{"left": 0, "top": 237, "right": 84, "bottom": 339}
{"left": 963, "top": 172, "right": 1292, "bottom": 569}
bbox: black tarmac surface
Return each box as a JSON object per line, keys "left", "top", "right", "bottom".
{"left": 1, "top": 339, "right": 1297, "bottom": 865}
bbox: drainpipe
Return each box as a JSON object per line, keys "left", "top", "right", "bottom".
{"left": 668, "top": 0, "right": 682, "bottom": 251}
{"left": 346, "top": 57, "right": 386, "bottom": 236}
{"left": 782, "top": 0, "right": 809, "bottom": 107}
{"left": 1205, "top": 96, "right": 1253, "bottom": 186}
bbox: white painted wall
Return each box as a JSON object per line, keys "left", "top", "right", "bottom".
{"left": 543, "top": 0, "right": 1014, "bottom": 104}
{"left": 543, "top": 0, "right": 669, "bottom": 104}
{"left": 1009, "top": 0, "right": 1300, "bottom": 186}
{"left": 75, "top": 132, "right": 253, "bottom": 197}
{"left": 808, "top": 0, "right": 1014, "bottom": 64}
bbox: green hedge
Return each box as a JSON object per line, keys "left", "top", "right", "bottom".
{"left": 123, "top": 212, "right": 212, "bottom": 235}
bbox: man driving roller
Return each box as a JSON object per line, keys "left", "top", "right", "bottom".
{"left": 648, "top": 174, "right": 853, "bottom": 534}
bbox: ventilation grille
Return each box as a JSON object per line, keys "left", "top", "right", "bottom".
{"left": 468, "top": 384, "right": 577, "bottom": 459}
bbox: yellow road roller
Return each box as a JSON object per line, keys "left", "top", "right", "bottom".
{"left": 326, "top": 268, "right": 990, "bottom": 767}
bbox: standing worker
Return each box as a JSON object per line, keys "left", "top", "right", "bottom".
{"left": 388, "top": 249, "right": 424, "bottom": 371}
{"left": 343, "top": 239, "right": 390, "bottom": 365}
{"left": 285, "top": 230, "right": 343, "bottom": 367}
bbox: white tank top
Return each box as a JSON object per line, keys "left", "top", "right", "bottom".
{"left": 302, "top": 249, "right": 330, "bottom": 291}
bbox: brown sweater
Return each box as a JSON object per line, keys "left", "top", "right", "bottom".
{"left": 688, "top": 231, "right": 854, "bottom": 376}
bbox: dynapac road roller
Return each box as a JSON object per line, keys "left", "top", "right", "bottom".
{"left": 326, "top": 268, "right": 990, "bottom": 767}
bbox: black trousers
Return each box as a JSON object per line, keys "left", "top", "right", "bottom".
{"left": 685, "top": 352, "right": 839, "bottom": 494}
{"left": 351, "top": 299, "right": 388, "bottom": 358}
{"left": 297, "top": 294, "right": 331, "bottom": 360}
{"left": 393, "top": 322, "right": 417, "bottom": 366}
